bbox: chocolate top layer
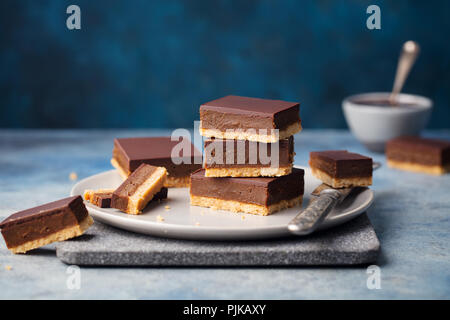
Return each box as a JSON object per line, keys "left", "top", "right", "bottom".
{"left": 114, "top": 136, "right": 202, "bottom": 175}
{"left": 204, "top": 136, "right": 294, "bottom": 167}
{"left": 200, "top": 95, "right": 300, "bottom": 130}
{"left": 311, "top": 150, "right": 371, "bottom": 162}
{"left": 0, "top": 196, "right": 86, "bottom": 229}
{"left": 190, "top": 168, "right": 304, "bottom": 206}
{"left": 310, "top": 150, "right": 373, "bottom": 178}
{"left": 116, "top": 137, "right": 201, "bottom": 160}
{"left": 201, "top": 95, "right": 299, "bottom": 116}
{"left": 386, "top": 136, "right": 450, "bottom": 165}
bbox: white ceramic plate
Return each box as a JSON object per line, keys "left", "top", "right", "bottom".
{"left": 71, "top": 167, "right": 374, "bottom": 240}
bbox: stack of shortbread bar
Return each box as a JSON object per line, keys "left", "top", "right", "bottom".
{"left": 190, "top": 95, "right": 305, "bottom": 216}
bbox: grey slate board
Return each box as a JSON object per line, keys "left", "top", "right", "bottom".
{"left": 56, "top": 213, "right": 380, "bottom": 266}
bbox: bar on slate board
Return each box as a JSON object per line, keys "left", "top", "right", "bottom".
{"left": 0, "top": 196, "right": 93, "bottom": 254}
{"left": 190, "top": 168, "right": 304, "bottom": 216}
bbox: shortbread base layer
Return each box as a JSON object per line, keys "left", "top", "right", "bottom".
{"left": 166, "top": 176, "right": 190, "bottom": 188}
{"left": 199, "top": 121, "right": 302, "bottom": 143}
{"left": 204, "top": 166, "right": 292, "bottom": 178}
{"left": 310, "top": 167, "right": 372, "bottom": 188}
{"left": 111, "top": 158, "right": 189, "bottom": 187}
{"left": 387, "top": 159, "right": 450, "bottom": 175}
{"left": 9, "top": 215, "right": 94, "bottom": 254}
{"left": 190, "top": 195, "right": 303, "bottom": 216}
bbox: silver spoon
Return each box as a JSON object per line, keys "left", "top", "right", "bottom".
{"left": 389, "top": 40, "right": 420, "bottom": 105}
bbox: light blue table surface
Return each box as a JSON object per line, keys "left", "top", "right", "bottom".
{"left": 0, "top": 129, "right": 449, "bottom": 299}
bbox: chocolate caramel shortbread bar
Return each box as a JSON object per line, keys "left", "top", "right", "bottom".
{"left": 309, "top": 150, "right": 373, "bottom": 188}
{"left": 111, "top": 163, "right": 167, "bottom": 214}
{"left": 203, "top": 137, "right": 294, "bottom": 177}
{"left": 199, "top": 95, "right": 301, "bottom": 143}
{"left": 386, "top": 136, "right": 450, "bottom": 175}
{"left": 111, "top": 137, "right": 202, "bottom": 187}
{"left": 190, "top": 168, "right": 304, "bottom": 216}
{"left": 0, "top": 196, "right": 93, "bottom": 254}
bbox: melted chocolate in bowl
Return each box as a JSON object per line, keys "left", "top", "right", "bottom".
{"left": 351, "top": 98, "right": 419, "bottom": 108}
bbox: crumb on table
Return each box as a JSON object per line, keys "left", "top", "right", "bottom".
{"left": 69, "top": 172, "right": 78, "bottom": 181}
{"left": 156, "top": 215, "right": 165, "bottom": 222}
{"left": 5, "top": 265, "right": 12, "bottom": 271}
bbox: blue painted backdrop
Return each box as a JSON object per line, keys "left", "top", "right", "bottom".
{"left": 0, "top": 0, "right": 449, "bottom": 129}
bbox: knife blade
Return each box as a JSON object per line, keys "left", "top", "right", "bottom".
{"left": 287, "top": 161, "right": 381, "bottom": 235}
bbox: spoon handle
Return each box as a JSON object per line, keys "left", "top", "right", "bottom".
{"left": 390, "top": 41, "right": 420, "bottom": 104}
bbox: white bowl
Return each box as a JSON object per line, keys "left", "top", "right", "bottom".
{"left": 342, "top": 92, "right": 433, "bottom": 152}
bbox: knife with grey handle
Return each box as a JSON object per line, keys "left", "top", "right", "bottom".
{"left": 287, "top": 162, "right": 381, "bottom": 235}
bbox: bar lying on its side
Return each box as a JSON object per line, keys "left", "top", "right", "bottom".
{"left": 85, "top": 188, "right": 168, "bottom": 209}
{"left": 111, "top": 164, "right": 167, "bottom": 215}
